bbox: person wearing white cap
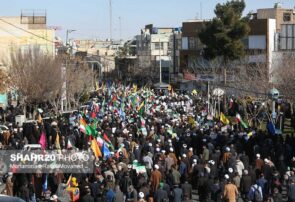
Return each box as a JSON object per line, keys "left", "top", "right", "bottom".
{"left": 138, "top": 192, "right": 146, "bottom": 202}
{"left": 168, "top": 148, "right": 178, "bottom": 165}
{"left": 228, "top": 167, "right": 234, "bottom": 173}
{"left": 236, "top": 156, "right": 245, "bottom": 177}
{"left": 255, "top": 154, "right": 264, "bottom": 170}
{"left": 223, "top": 176, "right": 239, "bottom": 202}
{"left": 5, "top": 172, "right": 13, "bottom": 196}
{"left": 187, "top": 147, "right": 193, "bottom": 159}
{"left": 150, "top": 164, "right": 162, "bottom": 193}
{"left": 222, "top": 147, "right": 231, "bottom": 165}
{"left": 50, "top": 195, "right": 58, "bottom": 202}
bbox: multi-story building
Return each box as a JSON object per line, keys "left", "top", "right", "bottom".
{"left": 255, "top": 3, "right": 295, "bottom": 32}
{"left": 75, "top": 39, "right": 124, "bottom": 76}
{"left": 136, "top": 24, "right": 181, "bottom": 83}
{"left": 178, "top": 17, "right": 277, "bottom": 86}
{"left": 0, "top": 10, "right": 56, "bottom": 64}
{"left": 251, "top": 4, "right": 295, "bottom": 80}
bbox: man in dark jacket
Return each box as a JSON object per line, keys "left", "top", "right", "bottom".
{"left": 181, "top": 180, "right": 192, "bottom": 200}
{"left": 240, "top": 170, "right": 252, "bottom": 200}
{"left": 114, "top": 185, "right": 124, "bottom": 202}
{"left": 171, "top": 184, "right": 182, "bottom": 202}
{"left": 154, "top": 183, "right": 168, "bottom": 202}
{"left": 81, "top": 188, "right": 94, "bottom": 202}
{"left": 288, "top": 179, "right": 295, "bottom": 202}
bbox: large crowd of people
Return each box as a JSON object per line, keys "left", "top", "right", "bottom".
{"left": 0, "top": 83, "right": 295, "bottom": 202}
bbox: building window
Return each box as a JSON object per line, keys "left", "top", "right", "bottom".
{"left": 154, "top": 42, "right": 164, "bottom": 50}
{"left": 283, "top": 13, "right": 291, "bottom": 22}
{"left": 188, "top": 37, "right": 197, "bottom": 50}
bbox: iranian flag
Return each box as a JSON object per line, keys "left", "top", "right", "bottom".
{"left": 79, "top": 118, "right": 87, "bottom": 133}
{"left": 236, "top": 113, "right": 248, "bottom": 129}
{"left": 97, "top": 136, "right": 104, "bottom": 147}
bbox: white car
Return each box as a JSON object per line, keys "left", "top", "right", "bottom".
{"left": 23, "top": 144, "right": 42, "bottom": 151}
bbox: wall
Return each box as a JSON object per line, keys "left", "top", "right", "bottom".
{"left": 0, "top": 16, "right": 55, "bottom": 64}
{"left": 257, "top": 8, "right": 295, "bottom": 31}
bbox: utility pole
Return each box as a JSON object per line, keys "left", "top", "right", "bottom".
{"left": 109, "top": 0, "right": 112, "bottom": 41}
{"left": 159, "top": 38, "right": 162, "bottom": 83}
{"left": 119, "top": 16, "right": 122, "bottom": 41}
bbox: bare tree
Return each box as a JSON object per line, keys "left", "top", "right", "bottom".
{"left": 65, "top": 59, "right": 95, "bottom": 109}
{"left": 0, "top": 68, "right": 10, "bottom": 93}
{"left": 228, "top": 61, "right": 271, "bottom": 98}
{"left": 7, "top": 46, "right": 63, "bottom": 114}
{"left": 274, "top": 53, "right": 295, "bottom": 108}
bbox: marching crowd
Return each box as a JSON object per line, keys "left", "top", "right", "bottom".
{"left": 0, "top": 84, "right": 295, "bottom": 202}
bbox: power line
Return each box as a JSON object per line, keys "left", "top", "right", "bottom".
{"left": 0, "top": 18, "right": 55, "bottom": 44}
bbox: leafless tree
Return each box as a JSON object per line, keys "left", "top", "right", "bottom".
{"left": 7, "top": 46, "right": 63, "bottom": 114}
{"left": 229, "top": 61, "right": 271, "bottom": 98}
{"left": 7, "top": 46, "right": 95, "bottom": 115}
{"left": 274, "top": 52, "right": 295, "bottom": 110}
{"left": 64, "top": 59, "right": 95, "bottom": 109}
{"left": 0, "top": 68, "right": 10, "bottom": 93}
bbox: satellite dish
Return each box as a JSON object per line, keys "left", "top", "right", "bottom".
{"left": 212, "top": 88, "right": 225, "bottom": 97}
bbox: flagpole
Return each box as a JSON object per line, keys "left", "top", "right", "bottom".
{"left": 207, "top": 81, "right": 210, "bottom": 114}
{"left": 218, "top": 95, "right": 220, "bottom": 115}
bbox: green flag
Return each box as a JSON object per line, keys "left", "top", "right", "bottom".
{"left": 86, "top": 125, "right": 97, "bottom": 137}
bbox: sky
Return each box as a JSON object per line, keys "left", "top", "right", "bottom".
{"left": 0, "top": 0, "right": 294, "bottom": 41}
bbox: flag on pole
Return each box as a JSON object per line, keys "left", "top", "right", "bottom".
{"left": 79, "top": 118, "right": 87, "bottom": 133}
{"left": 102, "top": 143, "right": 111, "bottom": 159}
{"left": 235, "top": 113, "right": 248, "bottom": 129}
{"left": 103, "top": 133, "right": 114, "bottom": 150}
{"left": 80, "top": 118, "right": 87, "bottom": 126}
{"left": 39, "top": 131, "right": 46, "bottom": 150}
{"left": 67, "top": 139, "right": 73, "bottom": 149}
{"left": 103, "top": 133, "right": 111, "bottom": 143}
{"left": 95, "top": 82, "right": 99, "bottom": 91}
{"left": 137, "top": 100, "right": 145, "bottom": 111}
{"left": 96, "top": 135, "right": 104, "bottom": 147}
{"left": 66, "top": 174, "right": 72, "bottom": 188}
{"left": 137, "top": 100, "right": 145, "bottom": 115}
{"left": 55, "top": 133, "right": 61, "bottom": 150}
{"left": 86, "top": 125, "right": 97, "bottom": 137}
{"left": 132, "top": 84, "right": 137, "bottom": 93}
{"left": 43, "top": 174, "right": 48, "bottom": 192}
{"left": 91, "top": 139, "right": 102, "bottom": 158}
{"left": 220, "top": 112, "right": 230, "bottom": 125}
{"left": 247, "top": 131, "right": 254, "bottom": 138}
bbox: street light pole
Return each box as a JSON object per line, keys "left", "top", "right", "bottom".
{"left": 66, "top": 29, "right": 76, "bottom": 46}
{"left": 159, "top": 38, "right": 162, "bottom": 83}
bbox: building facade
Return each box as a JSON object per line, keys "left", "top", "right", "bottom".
{"left": 136, "top": 24, "right": 181, "bottom": 83}
{"left": 0, "top": 11, "right": 56, "bottom": 64}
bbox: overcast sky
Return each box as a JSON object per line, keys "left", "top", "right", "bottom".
{"left": 0, "top": 0, "right": 294, "bottom": 40}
